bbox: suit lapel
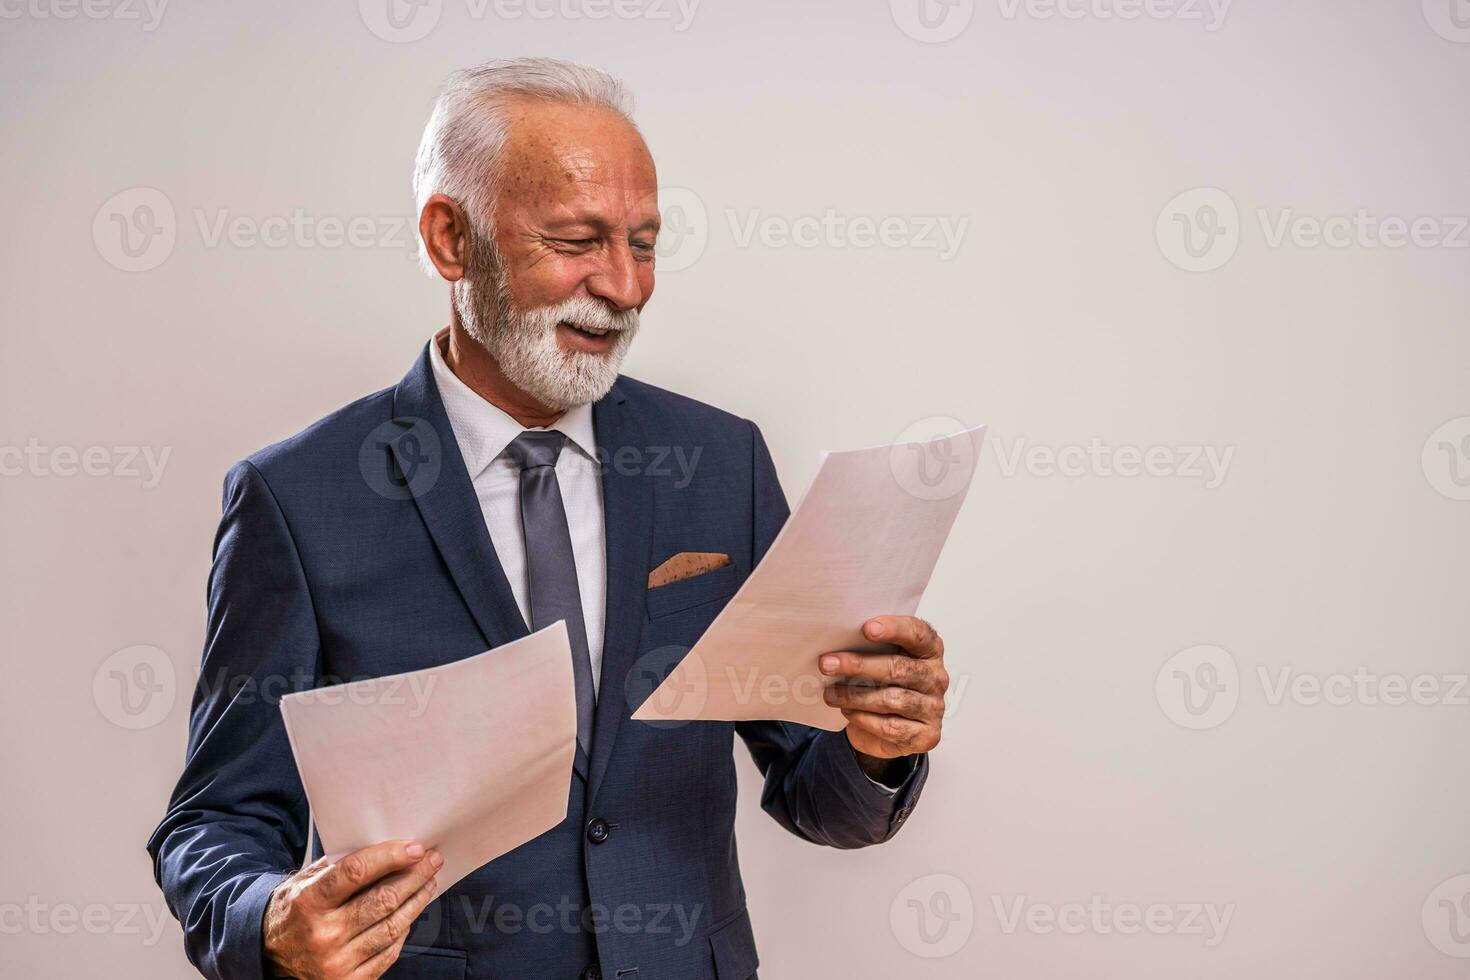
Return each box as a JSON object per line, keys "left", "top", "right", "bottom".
{"left": 588, "top": 379, "right": 654, "bottom": 805}
{"left": 389, "top": 345, "right": 529, "bottom": 654}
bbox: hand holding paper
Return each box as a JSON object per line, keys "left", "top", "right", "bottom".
{"left": 633, "top": 425, "right": 985, "bottom": 732}
{"left": 278, "top": 621, "right": 579, "bottom": 894}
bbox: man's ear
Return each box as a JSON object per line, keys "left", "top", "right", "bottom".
{"left": 418, "top": 194, "right": 472, "bottom": 282}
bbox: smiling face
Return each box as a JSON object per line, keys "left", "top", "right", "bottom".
{"left": 451, "top": 99, "right": 660, "bottom": 410}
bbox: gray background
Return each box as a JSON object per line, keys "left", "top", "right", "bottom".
{"left": 1, "top": 0, "right": 1467, "bottom": 975}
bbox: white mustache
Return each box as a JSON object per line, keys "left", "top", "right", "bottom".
{"left": 535, "top": 295, "right": 639, "bottom": 335}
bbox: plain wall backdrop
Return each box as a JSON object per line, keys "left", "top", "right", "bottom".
{"left": 2, "top": 0, "right": 1468, "bottom": 976}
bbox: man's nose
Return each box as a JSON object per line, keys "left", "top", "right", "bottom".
{"left": 586, "top": 240, "right": 644, "bottom": 312}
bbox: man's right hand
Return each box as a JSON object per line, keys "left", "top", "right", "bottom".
{"left": 263, "top": 839, "right": 442, "bottom": 979}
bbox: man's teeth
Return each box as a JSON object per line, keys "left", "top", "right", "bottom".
{"left": 565, "top": 322, "right": 611, "bottom": 336}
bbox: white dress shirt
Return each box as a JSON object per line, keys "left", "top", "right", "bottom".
{"left": 429, "top": 334, "right": 607, "bottom": 697}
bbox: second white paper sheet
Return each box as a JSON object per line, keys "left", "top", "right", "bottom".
{"left": 279, "top": 621, "right": 577, "bottom": 892}
{"left": 632, "top": 425, "right": 986, "bottom": 731}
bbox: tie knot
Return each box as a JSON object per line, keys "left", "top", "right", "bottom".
{"left": 506, "top": 429, "right": 566, "bottom": 471}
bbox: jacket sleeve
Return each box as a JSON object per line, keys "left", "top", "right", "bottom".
{"left": 734, "top": 421, "right": 929, "bottom": 849}
{"left": 146, "top": 460, "right": 318, "bottom": 979}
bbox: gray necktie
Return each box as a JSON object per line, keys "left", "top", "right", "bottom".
{"left": 505, "top": 430, "right": 595, "bottom": 770}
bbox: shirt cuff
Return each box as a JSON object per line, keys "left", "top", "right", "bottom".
{"left": 851, "top": 743, "right": 921, "bottom": 795}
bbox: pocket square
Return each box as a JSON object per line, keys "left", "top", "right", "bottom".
{"left": 648, "top": 552, "right": 731, "bottom": 589}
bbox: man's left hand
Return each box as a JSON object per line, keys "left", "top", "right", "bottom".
{"left": 820, "top": 615, "right": 949, "bottom": 779}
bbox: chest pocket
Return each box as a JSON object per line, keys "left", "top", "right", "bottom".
{"left": 645, "top": 562, "right": 738, "bottom": 619}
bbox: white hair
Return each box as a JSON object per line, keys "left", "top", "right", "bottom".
{"left": 412, "top": 57, "right": 636, "bottom": 275}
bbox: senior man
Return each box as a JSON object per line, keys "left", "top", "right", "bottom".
{"left": 149, "top": 58, "right": 950, "bottom": 980}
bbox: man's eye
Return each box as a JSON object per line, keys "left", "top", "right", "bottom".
{"left": 631, "top": 240, "right": 655, "bottom": 252}
{"left": 557, "top": 238, "right": 596, "bottom": 248}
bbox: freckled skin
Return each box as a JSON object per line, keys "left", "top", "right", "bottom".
{"left": 417, "top": 99, "right": 660, "bottom": 427}
{"left": 492, "top": 100, "right": 660, "bottom": 314}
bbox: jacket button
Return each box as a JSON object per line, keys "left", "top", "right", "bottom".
{"left": 582, "top": 965, "right": 602, "bottom": 980}
{"left": 586, "top": 817, "right": 610, "bottom": 844}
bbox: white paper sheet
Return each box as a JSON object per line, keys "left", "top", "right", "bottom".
{"left": 632, "top": 425, "right": 986, "bottom": 731}
{"left": 279, "top": 621, "right": 577, "bottom": 892}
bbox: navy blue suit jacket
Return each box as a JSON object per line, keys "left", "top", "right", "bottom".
{"left": 148, "top": 345, "right": 928, "bottom": 979}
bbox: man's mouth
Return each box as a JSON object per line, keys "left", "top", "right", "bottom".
{"left": 563, "top": 321, "right": 612, "bottom": 337}
{"left": 557, "top": 320, "right": 618, "bottom": 353}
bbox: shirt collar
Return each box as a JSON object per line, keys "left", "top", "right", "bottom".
{"left": 427, "top": 330, "right": 598, "bottom": 480}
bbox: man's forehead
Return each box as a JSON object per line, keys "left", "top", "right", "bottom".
{"left": 498, "top": 100, "right": 657, "bottom": 199}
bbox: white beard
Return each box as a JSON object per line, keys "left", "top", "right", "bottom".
{"left": 455, "top": 245, "right": 639, "bottom": 411}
